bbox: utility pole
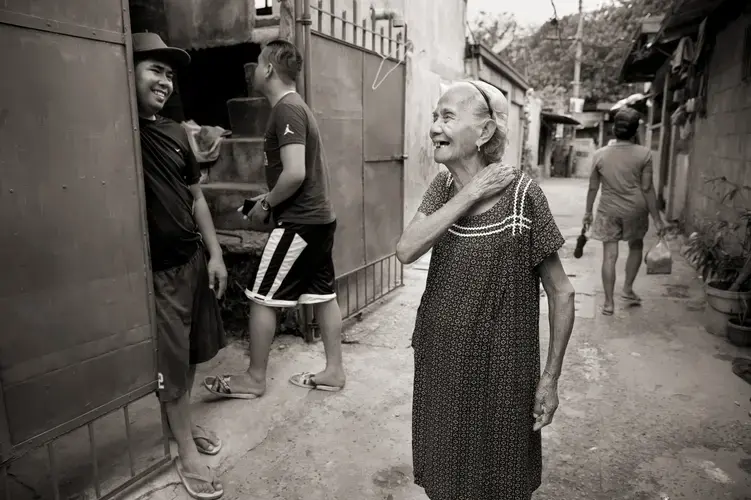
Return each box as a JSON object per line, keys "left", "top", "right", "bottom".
{"left": 572, "top": 0, "right": 584, "bottom": 101}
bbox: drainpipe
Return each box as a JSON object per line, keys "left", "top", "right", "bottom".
{"left": 293, "top": 0, "right": 312, "bottom": 105}
{"left": 303, "top": 0, "right": 312, "bottom": 106}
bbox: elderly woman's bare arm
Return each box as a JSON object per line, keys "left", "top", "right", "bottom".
{"left": 396, "top": 189, "right": 479, "bottom": 265}
{"left": 537, "top": 252, "right": 575, "bottom": 379}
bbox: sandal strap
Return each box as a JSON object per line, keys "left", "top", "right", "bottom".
{"left": 211, "top": 376, "right": 231, "bottom": 394}
{"left": 299, "top": 372, "right": 315, "bottom": 387}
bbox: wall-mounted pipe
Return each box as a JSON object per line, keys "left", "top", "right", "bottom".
{"left": 293, "top": 0, "right": 312, "bottom": 105}
{"left": 303, "top": 0, "right": 312, "bottom": 106}
{"left": 370, "top": 6, "right": 404, "bottom": 27}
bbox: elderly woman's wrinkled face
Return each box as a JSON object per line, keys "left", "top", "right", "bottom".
{"left": 430, "top": 86, "right": 487, "bottom": 165}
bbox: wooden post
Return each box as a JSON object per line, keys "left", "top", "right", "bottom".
{"left": 645, "top": 94, "right": 655, "bottom": 150}
{"left": 656, "top": 73, "right": 671, "bottom": 208}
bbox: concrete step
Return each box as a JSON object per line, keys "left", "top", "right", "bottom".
{"left": 255, "top": 14, "right": 280, "bottom": 28}
{"left": 205, "top": 137, "right": 265, "bottom": 184}
{"left": 215, "top": 229, "right": 269, "bottom": 255}
{"left": 251, "top": 25, "right": 280, "bottom": 44}
{"left": 227, "top": 96, "right": 269, "bottom": 137}
{"left": 201, "top": 137, "right": 267, "bottom": 231}
{"left": 202, "top": 182, "right": 267, "bottom": 231}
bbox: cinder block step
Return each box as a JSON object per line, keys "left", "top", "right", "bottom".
{"left": 205, "top": 138, "right": 265, "bottom": 184}
{"left": 215, "top": 229, "right": 269, "bottom": 256}
{"left": 251, "top": 25, "right": 281, "bottom": 45}
{"left": 255, "top": 14, "right": 281, "bottom": 28}
{"left": 202, "top": 182, "right": 267, "bottom": 231}
{"left": 227, "top": 96, "right": 269, "bottom": 137}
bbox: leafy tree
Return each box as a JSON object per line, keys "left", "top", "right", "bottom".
{"left": 469, "top": 0, "right": 675, "bottom": 108}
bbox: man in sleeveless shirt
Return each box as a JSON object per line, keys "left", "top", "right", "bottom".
{"left": 584, "top": 107, "right": 665, "bottom": 316}
{"left": 133, "top": 33, "right": 227, "bottom": 498}
{"left": 204, "top": 40, "right": 346, "bottom": 398}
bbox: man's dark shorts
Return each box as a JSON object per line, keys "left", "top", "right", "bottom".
{"left": 245, "top": 221, "right": 337, "bottom": 307}
{"left": 591, "top": 211, "right": 649, "bottom": 242}
{"left": 153, "top": 246, "right": 226, "bottom": 402}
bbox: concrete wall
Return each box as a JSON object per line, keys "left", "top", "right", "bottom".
{"left": 526, "top": 94, "right": 543, "bottom": 169}
{"left": 163, "top": 0, "right": 256, "bottom": 49}
{"left": 685, "top": 11, "right": 751, "bottom": 231}
{"left": 505, "top": 102, "right": 523, "bottom": 167}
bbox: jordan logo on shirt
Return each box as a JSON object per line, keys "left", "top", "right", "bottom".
{"left": 283, "top": 124, "right": 294, "bottom": 136}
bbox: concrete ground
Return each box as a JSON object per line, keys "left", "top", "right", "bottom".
{"left": 11, "top": 177, "right": 750, "bottom": 500}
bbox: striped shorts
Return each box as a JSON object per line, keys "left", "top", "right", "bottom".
{"left": 245, "top": 221, "right": 338, "bottom": 307}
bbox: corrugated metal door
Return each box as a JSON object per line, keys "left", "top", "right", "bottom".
{"left": 0, "top": 0, "right": 160, "bottom": 469}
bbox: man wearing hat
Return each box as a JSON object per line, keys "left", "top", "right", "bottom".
{"left": 583, "top": 106, "right": 665, "bottom": 316}
{"left": 132, "top": 32, "right": 226, "bottom": 499}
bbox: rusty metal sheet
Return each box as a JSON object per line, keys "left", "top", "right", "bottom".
{"left": 364, "top": 161, "right": 403, "bottom": 262}
{"left": 363, "top": 51, "right": 405, "bottom": 161}
{"left": 2, "top": 0, "right": 124, "bottom": 33}
{"left": 311, "top": 34, "right": 365, "bottom": 276}
{"left": 0, "top": 17, "right": 156, "bottom": 452}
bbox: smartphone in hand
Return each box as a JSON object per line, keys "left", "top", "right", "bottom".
{"left": 240, "top": 199, "right": 256, "bottom": 216}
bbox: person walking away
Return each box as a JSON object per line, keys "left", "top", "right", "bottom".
{"left": 396, "top": 80, "right": 576, "bottom": 500}
{"left": 203, "top": 39, "right": 344, "bottom": 398}
{"left": 132, "top": 33, "right": 228, "bottom": 499}
{"left": 583, "top": 107, "right": 665, "bottom": 316}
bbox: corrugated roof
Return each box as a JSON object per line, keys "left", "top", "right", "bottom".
{"left": 655, "top": 0, "right": 726, "bottom": 43}
{"left": 618, "top": 0, "right": 735, "bottom": 83}
{"left": 465, "top": 43, "right": 531, "bottom": 91}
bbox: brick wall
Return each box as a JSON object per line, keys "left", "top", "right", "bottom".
{"left": 685, "top": 12, "right": 751, "bottom": 231}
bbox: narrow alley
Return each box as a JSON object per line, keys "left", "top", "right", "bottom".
{"left": 121, "top": 177, "right": 751, "bottom": 500}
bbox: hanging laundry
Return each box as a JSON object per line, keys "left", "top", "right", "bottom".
{"left": 181, "top": 120, "right": 231, "bottom": 164}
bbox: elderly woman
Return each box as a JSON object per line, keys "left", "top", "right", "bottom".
{"left": 396, "top": 81, "right": 576, "bottom": 500}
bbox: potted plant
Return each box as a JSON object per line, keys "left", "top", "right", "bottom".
{"left": 683, "top": 176, "right": 751, "bottom": 337}
{"left": 727, "top": 300, "right": 751, "bottom": 347}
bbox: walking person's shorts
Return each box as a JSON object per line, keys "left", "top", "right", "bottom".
{"left": 591, "top": 211, "right": 649, "bottom": 242}
{"left": 245, "top": 221, "right": 338, "bottom": 308}
{"left": 153, "top": 246, "right": 226, "bottom": 402}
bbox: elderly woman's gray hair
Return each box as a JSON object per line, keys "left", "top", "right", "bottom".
{"left": 467, "top": 80, "right": 509, "bottom": 165}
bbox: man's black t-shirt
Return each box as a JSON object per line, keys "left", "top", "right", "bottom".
{"left": 139, "top": 116, "right": 202, "bottom": 272}
{"left": 264, "top": 93, "right": 335, "bottom": 224}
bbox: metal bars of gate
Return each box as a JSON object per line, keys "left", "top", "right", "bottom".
{"left": 1, "top": 402, "right": 171, "bottom": 500}
{"left": 310, "top": 0, "right": 406, "bottom": 59}
{"left": 338, "top": 253, "right": 404, "bottom": 322}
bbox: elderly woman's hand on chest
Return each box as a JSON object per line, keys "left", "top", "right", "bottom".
{"left": 463, "top": 162, "right": 518, "bottom": 201}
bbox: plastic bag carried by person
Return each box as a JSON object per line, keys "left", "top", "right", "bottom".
{"left": 645, "top": 237, "right": 672, "bottom": 274}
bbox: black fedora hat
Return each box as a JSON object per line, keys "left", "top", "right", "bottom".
{"left": 132, "top": 32, "right": 190, "bottom": 69}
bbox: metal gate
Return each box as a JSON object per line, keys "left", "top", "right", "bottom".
{"left": 0, "top": 2, "right": 170, "bottom": 499}
{"left": 309, "top": 0, "right": 407, "bottom": 320}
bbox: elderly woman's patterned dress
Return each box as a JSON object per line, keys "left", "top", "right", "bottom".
{"left": 411, "top": 170, "right": 565, "bottom": 500}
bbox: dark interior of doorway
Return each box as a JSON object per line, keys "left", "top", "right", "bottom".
{"left": 180, "top": 43, "right": 262, "bottom": 129}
